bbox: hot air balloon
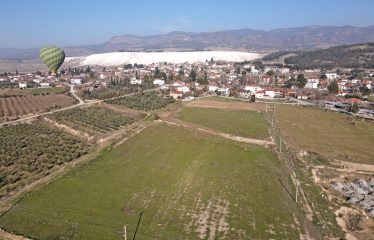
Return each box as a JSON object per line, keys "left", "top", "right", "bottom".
{"left": 40, "top": 45, "right": 65, "bottom": 74}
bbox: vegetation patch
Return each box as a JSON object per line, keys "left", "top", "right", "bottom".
{"left": 178, "top": 107, "right": 269, "bottom": 139}
{"left": 284, "top": 42, "right": 374, "bottom": 69}
{"left": 105, "top": 91, "right": 175, "bottom": 111}
{"left": 51, "top": 107, "right": 134, "bottom": 134}
{"left": 0, "top": 123, "right": 89, "bottom": 197}
{"left": 0, "top": 124, "right": 299, "bottom": 240}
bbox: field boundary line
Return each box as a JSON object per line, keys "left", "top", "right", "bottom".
{"left": 158, "top": 119, "right": 274, "bottom": 147}
{"left": 0, "top": 122, "right": 148, "bottom": 215}
{"left": 0, "top": 88, "right": 159, "bottom": 127}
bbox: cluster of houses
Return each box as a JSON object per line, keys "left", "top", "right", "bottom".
{"left": 0, "top": 71, "right": 85, "bottom": 89}
{"left": 1, "top": 60, "right": 373, "bottom": 108}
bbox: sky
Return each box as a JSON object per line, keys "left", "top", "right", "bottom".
{"left": 1, "top": 0, "right": 373, "bottom": 48}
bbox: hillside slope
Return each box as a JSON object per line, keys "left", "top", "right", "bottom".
{"left": 2, "top": 25, "right": 374, "bottom": 59}
{"left": 284, "top": 42, "right": 374, "bottom": 69}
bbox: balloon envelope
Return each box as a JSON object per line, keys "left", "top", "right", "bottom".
{"left": 40, "top": 46, "right": 65, "bottom": 74}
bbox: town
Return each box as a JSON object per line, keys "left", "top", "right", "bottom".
{"left": 1, "top": 59, "right": 373, "bottom": 120}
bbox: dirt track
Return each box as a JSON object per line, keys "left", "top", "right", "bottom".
{"left": 158, "top": 119, "right": 274, "bottom": 147}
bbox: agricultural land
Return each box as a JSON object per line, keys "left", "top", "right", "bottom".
{"left": 0, "top": 96, "right": 374, "bottom": 240}
{"left": 50, "top": 106, "right": 134, "bottom": 135}
{"left": 0, "top": 87, "right": 75, "bottom": 122}
{"left": 0, "top": 122, "right": 89, "bottom": 198}
{"left": 105, "top": 91, "right": 175, "bottom": 111}
{"left": 0, "top": 124, "right": 299, "bottom": 240}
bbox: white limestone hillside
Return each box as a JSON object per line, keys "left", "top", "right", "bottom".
{"left": 65, "top": 51, "right": 262, "bottom": 66}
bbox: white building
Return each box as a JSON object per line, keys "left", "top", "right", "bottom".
{"left": 40, "top": 82, "right": 51, "bottom": 88}
{"left": 19, "top": 82, "right": 27, "bottom": 89}
{"left": 217, "top": 87, "right": 230, "bottom": 96}
{"left": 264, "top": 90, "right": 276, "bottom": 98}
{"left": 176, "top": 86, "right": 190, "bottom": 93}
{"left": 130, "top": 78, "right": 142, "bottom": 85}
{"left": 326, "top": 72, "right": 338, "bottom": 80}
{"left": 244, "top": 85, "right": 263, "bottom": 94}
{"left": 208, "top": 85, "right": 219, "bottom": 92}
{"left": 280, "top": 68, "right": 290, "bottom": 74}
{"left": 227, "top": 74, "right": 237, "bottom": 81}
{"left": 153, "top": 79, "right": 165, "bottom": 86}
{"left": 33, "top": 78, "right": 42, "bottom": 84}
{"left": 71, "top": 78, "right": 82, "bottom": 85}
{"left": 305, "top": 79, "right": 319, "bottom": 89}
{"left": 99, "top": 74, "right": 107, "bottom": 80}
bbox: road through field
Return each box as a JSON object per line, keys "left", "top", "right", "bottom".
{"left": 158, "top": 119, "right": 274, "bottom": 147}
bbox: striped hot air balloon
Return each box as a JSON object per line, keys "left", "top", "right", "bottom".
{"left": 40, "top": 45, "right": 65, "bottom": 74}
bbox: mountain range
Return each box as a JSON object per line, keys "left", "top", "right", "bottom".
{"left": 1, "top": 25, "right": 374, "bottom": 60}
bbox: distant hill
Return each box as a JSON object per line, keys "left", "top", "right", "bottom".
{"left": 1, "top": 25, "right": 374, "bottom": 59}
{"left": 283, "top": 42, "right": 374, "bottom": 69}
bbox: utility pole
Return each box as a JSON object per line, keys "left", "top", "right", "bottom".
{"left": 313, "top": 93, "right": 316, "bottom": 106}
{"left": 272, "top": 105, "right": 275, "bottom": 128}
{"left": 265, "top": 103, "right": 268, "bottom": 114}
{"left": 133, "top": 211, "right": 144, "bottom": 240}
{"left": 123, "top": 225, "right": 127, "bottom": 240}
{"left": 279, "top": 137, "right": 282, "bottom": 153}
{"left": 295, "top": 180, "right": 299, "bottom": 203}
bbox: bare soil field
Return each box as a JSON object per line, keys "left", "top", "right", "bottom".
{"left": 185, "top": 98, "right": 265, "bottom": 111}
{"left": 0, "top": 95, "right": 75, "bottom": 120}
{"left": 275, "top": 105, "right": 374, "bottom": 165}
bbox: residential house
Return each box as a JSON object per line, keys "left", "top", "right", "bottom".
{"left": 153, "top": 79, "right": 165, "bottom": 86}
{"left": 244, "top": 85, "right": 263, "bottom": 94}
{"left": 40, "top": 82, "right": 51, "bottom": 88}
{"left": 130, "top": 78, "right": 142, "bottom": 85}
{"left": 71, "top": 78, "right": 82, "bottom": 85}
{"left": 305, "top": 79, "right": 319, "bottom": 89}
{"left": 18, "top": 82, "right": 27, "bottom": 89}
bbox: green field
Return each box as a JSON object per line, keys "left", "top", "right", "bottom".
{"left": 178, "top": 107, "right": 269, "bottom": 139}
{"left": 276, "top": 105, "right": 374, "bottom": 164}
{"left": 0, "top": 124, "right": 299, "bottom": 239}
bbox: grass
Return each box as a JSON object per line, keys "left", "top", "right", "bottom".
{"left": 205, "top": 96, "right": 243, "bottom": 102}
{"left": 178, "top": 107, "right": 269, "bottom": 139}
{"left": 0, "top": 124, "right": 299, "bottom": 240}
{"left": 276, "top": 105, "right": 374, "bottom": 164}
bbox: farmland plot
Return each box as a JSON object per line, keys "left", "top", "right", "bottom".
{"left": 0, "top": 124, "right": 299, "bottom": 240}
{"left": 105, "top": 91, "right": 175, "bottom": 111}
{"left": 0, "top": 122, "right": 89, "bottom": 197}
{"left": 51, "top": 107, "right": 134, "bottom": 135}
{"left": 178, "top": 107, "right": 270, "bottom": 139}
{"left": 0, "top": 95, "right": 75, "bottom": 120}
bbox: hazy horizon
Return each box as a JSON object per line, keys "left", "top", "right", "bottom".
{"left": 1, "top": 0, "right": 374, "bottom": 48}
